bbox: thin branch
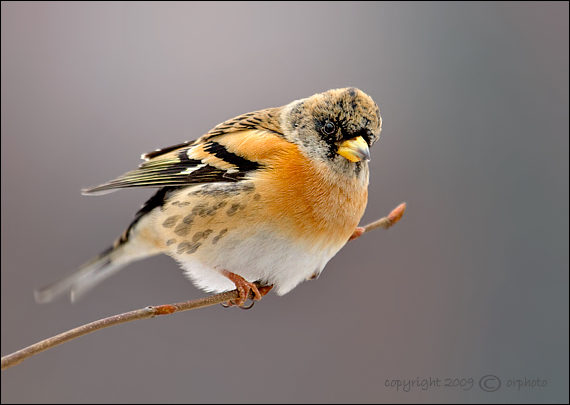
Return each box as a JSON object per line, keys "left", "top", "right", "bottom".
{"left": 1, "top": 290, "right": 242, "bottom": 371}
{"left": 1, "top": 202, "right": 406, "bottom": 371}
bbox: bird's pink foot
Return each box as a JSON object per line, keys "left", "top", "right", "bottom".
{"left": 221, "top": 270, "right": 273, "bottom": 308}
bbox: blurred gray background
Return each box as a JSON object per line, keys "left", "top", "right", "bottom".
{"left": 1, "top": 2, "right": 568, "bottom": 403}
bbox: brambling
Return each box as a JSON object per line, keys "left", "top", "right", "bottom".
{"left": 35, "top": 87, "right": 382, "bottom": 307}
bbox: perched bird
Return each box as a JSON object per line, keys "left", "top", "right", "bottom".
{"left": 35, "top": 87, "right": 382, "bottom": 307}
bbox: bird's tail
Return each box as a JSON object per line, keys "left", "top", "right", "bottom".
{"left": 34, "top": 242, "right": 146, "bottom": 304}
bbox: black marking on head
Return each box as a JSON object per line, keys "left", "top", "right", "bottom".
{"left": 297, "top": 89, "right": 381, "bottom": 162}
{"left": 312, "top": 117, "right": 342, "bottom": 160}
{"left": 349, "top": 128, "right": 374, "bottom": 146}
{"left": 166, "top": 239, "right": 177, "bottom": 246}
{"left": 354, "top": 161, "right": 362, "bottom": 176}
{"left": 315, "top": 117, "right": 340, "bottom": 141}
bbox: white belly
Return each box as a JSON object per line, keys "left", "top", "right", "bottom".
{"left": 174, "top": 227, "right": 341, "bottom": 295}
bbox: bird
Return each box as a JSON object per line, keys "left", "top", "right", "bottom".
{"left": 34, "top": 87, "right": 382, "bottom": 307}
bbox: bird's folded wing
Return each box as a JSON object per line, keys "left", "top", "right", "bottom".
{"left": 82, "top": 130, "right": 290, "bottom": 195}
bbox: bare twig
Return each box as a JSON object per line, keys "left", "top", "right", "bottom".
{"left": 1, "top": 202, "right": 405, "bottom": 371}
{"left": 363, "top": 202, "right": 406, "bottom": 232}
{"left": 1, "top": 290, "right": 242, "bottom": 371}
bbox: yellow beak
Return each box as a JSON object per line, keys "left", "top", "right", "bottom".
{"left": 337, "top": 136, "right": 370, "bottom": 162}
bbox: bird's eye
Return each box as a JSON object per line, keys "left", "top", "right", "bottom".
{"left": 322, "top": 121, "right": 336, "bottom": 135}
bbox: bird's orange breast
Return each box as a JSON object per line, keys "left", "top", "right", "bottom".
{"left": 256, "top": 144, "right": 368, "bottom": 250}
{"left": 217, "top": 130, "right": 369, "bottom": 251}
